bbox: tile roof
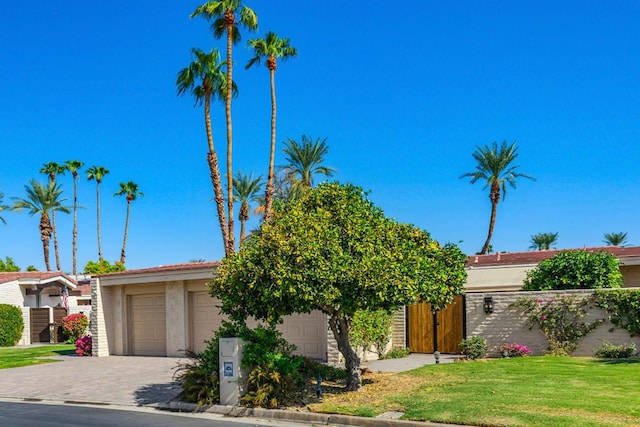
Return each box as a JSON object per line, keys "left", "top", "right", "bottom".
{"left": 466, "top": 246, "right": 640, "bottom": 268}
{"left": 0, "top": 271, "right": 78, "bottom": 285}
{"left": 96, "top": 261, "right": 221, "bottom": 278}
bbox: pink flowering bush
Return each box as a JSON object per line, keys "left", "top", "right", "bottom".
{"left": 497, "top": 342, "right": 532, "bottom": 358}
{"left": 75, "top": 335, "right": 92, "bottom": 356}
{"left": 62, "top": 313, "right": 89, "bottom": 343}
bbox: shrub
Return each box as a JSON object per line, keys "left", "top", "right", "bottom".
{"left": 350, "top": 309, "right": 393, "bottom": 359}
{"left": 595, "top": 341, "right": 637, "bottom": 359}
{"left": 381, "top": 347, "right": 412, "bottom": 359}
{"left": 62, "top": 313, "right": 89, "bottom": 343}
{"left": 496, "top": 342, "right": 532, "bottom": 358}
{"left": 460, "top": 336, "right": 488, "bottom": 360}
{"left": 0, "top": 304, "right": 24, "bottom": 347}
{"left": 75, "top": 335, "right": 92, "bottom": 356}
{"left": 297, "top": 357, "right": 347, "bottom": 381}
{"left": 522, "top": 250, "right": 623, "bottom": 291}
{"left": 593, "top": 289, "right": 640, "bottom": 336}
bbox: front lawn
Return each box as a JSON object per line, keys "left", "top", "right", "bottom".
{"left": 309, "top": 356, "right": 640, "bottom": 426}
{"left": 0, "top": 345, "right": 75, "bottom": 370}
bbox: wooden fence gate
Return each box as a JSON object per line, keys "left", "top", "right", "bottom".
{"left": 53, "top": 307, "right": 67, "bottom": 343}
{"left": 407, "top": 295, "right": 465, "bottom": 353}
{"left": 30, "top": 308, "right": 50, "bottom": 343}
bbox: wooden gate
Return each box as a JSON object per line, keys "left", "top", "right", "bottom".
{"left": 407, "top": 295, "right": 465, "bottom": 353}
{"left": 53, "top": 308, "right": 67, "bottom": 343}
{"left": 30, "top": 308, "right": 50, "bottom": 343}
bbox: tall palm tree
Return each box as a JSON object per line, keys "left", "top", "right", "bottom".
{"left": 40, "top": 162, "right": 67, "bottom": 270}
{"left": 177, "top": 47, "right": 234, "bottom": 256}
{"left": 86, "top": 166, "right": 109, "bottom": 261}
{"left": 281, "top": 135, "right": 335, "bottom": 188}
{"left": 0, "top": 192, "right": 8, "bottom": 225}
{"left": 114, "top": 181, "right": 144, "bottom": 265}
{"left": 246, "top": 31, "right": 297, "bottom": 221}
{"left": 65, "top": 160, "right": 84, "bottom": 275}
{"left": 232, "top": 171, "right": 263, "bottom": 244}
{"left": 12, "top": 180, "right": 70, "bottom": 271}
{"left": 191, "top": 0, "right": 258, "bottom": 254}
{"left": 603, "top": 232, "right": 628, "bottom": 247}
{"left": 460, "top": 141, "right": 535, "bottom": 255}
{"left": 529, "top": 232, "right": 558, "bottom": 250}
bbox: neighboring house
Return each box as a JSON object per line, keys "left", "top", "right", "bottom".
{"left": 0, "top": 272, "right": 79, "bottom": 345}
{"left": 466, "top": 246, "right": 640, "bottom": 292}
{"left": 90, "top": 262, "right": 339, "bottom": 363}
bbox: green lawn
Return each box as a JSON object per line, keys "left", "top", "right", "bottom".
{"left": 312, "top": 356, "right": 640, "bottom": 427}
{"left": 0, "top": 345, "right": 75, "bottom": 370}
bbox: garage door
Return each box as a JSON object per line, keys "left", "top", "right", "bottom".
{"left": 190, "top": 292, "right": 224, "bottom": 353}
{"left": 279, "top": 311, "right": 327, "bottom": 361}
{"left": 129, "top": 294, "right": 166, "bottom": 356}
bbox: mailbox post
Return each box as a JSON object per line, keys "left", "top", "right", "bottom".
{"left": 218, "top": 337, "right": 245, "bottom": 406}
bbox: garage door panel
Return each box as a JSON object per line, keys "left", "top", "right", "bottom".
{"left": 190, "top": 293, "right": 223, "bottom": 353}
{"left": 129, "top": 294, "right": 166, "bottom": 356}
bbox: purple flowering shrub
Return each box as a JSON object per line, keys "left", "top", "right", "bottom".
{"left": 497, "top": 342, "right": 532, "bottom": 358}
{"left": 75, "top": 335, "right": 92, "bottom": 356}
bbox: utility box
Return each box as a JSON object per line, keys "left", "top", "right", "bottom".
{"left": 219, "top": 337, "right": 245, "bottom": 406}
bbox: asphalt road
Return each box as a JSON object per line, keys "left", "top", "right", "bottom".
{"left": 0, "top": 401, "right": 313, "bottom": 427}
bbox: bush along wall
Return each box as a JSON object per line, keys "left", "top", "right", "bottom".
{"left": 593, "top": 289, "right": 640, "bottom": 336}
{"left": 0, "top": 304, "right": 24, "bottom": 347}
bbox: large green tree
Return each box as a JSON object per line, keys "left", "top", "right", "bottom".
{"left": 281, "top": 135, "right": 335, "bottom": 189}
{"left": 460, "top": 141, "right": 535, "bottom": 255}
{"left": 39, "top": 162, "right": 67, "bottom": 270}
{"left": 529, "top": 232, "right": 558, "bottom": 251}
{"left": 191, "top": 0, "right": 258, "bottom": 254}
{"left": 177, "top": 47, "right": 234, "bottom": 256}
{"left": 114, "top": 181, "right": 144, "bottom": 265}
{"left": 86, "top": 166, "right": 109, "bottom": 261}
{"left": 65, "top": 160, "right": 84, "bottom": 275}
{"left": 212, "top": 182, "right": 467, "bottom": 391}
{"left": 232, "top": 171, "right": 263, "bottom": 244}
{"left": 12, "top": 180, "right": 70, "bottom": 271}
{"left": 246, "top": 31, "right": 297, "bottom": 221}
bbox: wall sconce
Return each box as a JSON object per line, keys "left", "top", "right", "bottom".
{"left": 483, "top": 296, "right": 494, "bottom": 314}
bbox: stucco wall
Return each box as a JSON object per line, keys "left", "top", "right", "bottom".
{"left": 19, "top": 307, "right": 30, "bottom": 346}
{"left": 466, "top": 289, "right": 640, "bottom": 356}
{"left": 0, "top": 283, "right": 25, "bottom": 307}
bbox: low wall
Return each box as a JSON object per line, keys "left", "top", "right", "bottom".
{"left": 466, "top": 288, "right": 640, "bottom": 356}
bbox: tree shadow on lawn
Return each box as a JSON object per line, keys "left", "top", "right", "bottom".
{"left": 590, "top": 357, "right": 640, "bottom": 365}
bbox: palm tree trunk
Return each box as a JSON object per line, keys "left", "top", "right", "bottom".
{"left": 239, "top": 218, "right": 246, "bottom": 245}
{"left": 480, "top": 183, "right": 501, "bottom": 254}
{"left": 72, "top": 176, "right": 78, "bottom": 275}
{"left": 97, "top": 182, "right": 103, "bottom": 261}
{"left": 205, "top": 91, "right": 230, "bottom": 253}
{"left": 120, "top": 201, "right": 131, "bottom": 264}
{"left": 52, "top": 209, "right": 61, "bottom": 270}
{"left": 40, "top": 214, "right": 52, "bottom": 271}
{"left": 225, "top": 24, "right": 235, "bottom": 256}
{"left": 264, "top": 68, "right": 277, "bottom": 222}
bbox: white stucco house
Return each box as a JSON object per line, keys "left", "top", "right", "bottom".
{"left": 90, "top": 262, "right": 340, "bottom": 363}
{"left": 0, "top": 272, "right": 79, "bottom": 345}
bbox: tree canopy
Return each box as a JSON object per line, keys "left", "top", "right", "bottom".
{"left": 211, "top": 182, "right": 466, "bottom": 390}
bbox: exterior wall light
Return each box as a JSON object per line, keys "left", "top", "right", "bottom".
{"left": 483, "top": 296, "right": 494, "bottom": 314}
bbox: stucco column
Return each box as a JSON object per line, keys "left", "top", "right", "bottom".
{"left": 91, "top": 277, "right": 110, "bottom": 357}
{"left": 165, "top": 280, "right": 186, "bottom": 357}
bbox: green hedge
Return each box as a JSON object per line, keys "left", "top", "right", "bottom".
{"left": 0, "top": 304, "right": 24, "bottom": 347}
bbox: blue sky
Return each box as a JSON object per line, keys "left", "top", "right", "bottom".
{"left": 1, "top": 1, "right": 639, "bottom": 272}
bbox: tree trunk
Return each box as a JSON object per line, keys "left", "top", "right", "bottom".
{"left": 72, "top": 176, "right": 78, "bottom": 275}
{"left": 120, "top": 201, "right": 131, "bottom": 265}
{"left": 52, "top": 209, "right": 61, "bottom": 271}
{"left": 97, "top": 182, "right": 103, "bottom": 261}
{"left": 480, "top": 182, "right": 501, "bottom": 254}
{"left": 204, "top": 90, "right": 230, "bottom": 254}
{"left": 264, "top": 67, "right": 277, "bottom": 222}
{"left": 328, "top": 314, "right": 361, "bottom": 391}
{"left": 225, "top": 24, "right": 235, "bottom": 255}
{"left": 40, "top": 214, "right": 53, "bottom": 271}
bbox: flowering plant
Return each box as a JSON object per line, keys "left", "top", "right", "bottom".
{"left": 497, "top": 342, "right": 532, "bottom": 358}
{"left": 75, "top": 335, "right": 92, "bottom": 357}
{"left": 62, "top": 313, "right": 89, "bottom": 343}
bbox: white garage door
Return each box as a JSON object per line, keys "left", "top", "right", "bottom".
{"left": 279, "top": 311, "right": 327, "bottom": 361}
{"left": 129, "top": 294, "right": 166, "bottom": 356}
{"left": 190, "top": 292, "right": 224, "bottom": 353}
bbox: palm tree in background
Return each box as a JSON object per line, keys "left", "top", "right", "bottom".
{"left": 66, "top": 160, "right": 84, "bottom": 275}
{"left": 603, "top": 232, "right": 628, "bottom": 247}
{"left": 114, "top": 181, "right": 144, "bottom": 265}
{"left": 86, "top": 166, "right": 110, "bottom": 261}
{"left": 191, "top": 0, "right": 258, "bottom": 254}
{"left": 246, "top": 31, "right": 297, "bottom": 221}
{"left": 529, "top": 232, "right": 558, "bottom": 250}
{"left": 40, "top": 162, "right": 67, "bottom": 270}
{"left": 460, "top": 141, "right": 535, "bottom": 255}
{"left": 12, "top": 180, "right": 70, "bottom": 271}
{"left": 281, "top": 135, "right": 335, "bottom": 189}
{"left": 177, "top": 47, "right": 235, "bottom": 256}
{"left": 232, "top": 171, "right": 263, "bottom": 244}
{"left": 0, "top": 192, "right": 8, "bottom": 225}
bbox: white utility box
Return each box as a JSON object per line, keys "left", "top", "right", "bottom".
{"left": 218, "top": 337, "right": 245, "bottom": 406}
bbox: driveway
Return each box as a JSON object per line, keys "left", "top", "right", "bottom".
{"left": 0, "top": 355, "right": 183, "bottom": 406}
